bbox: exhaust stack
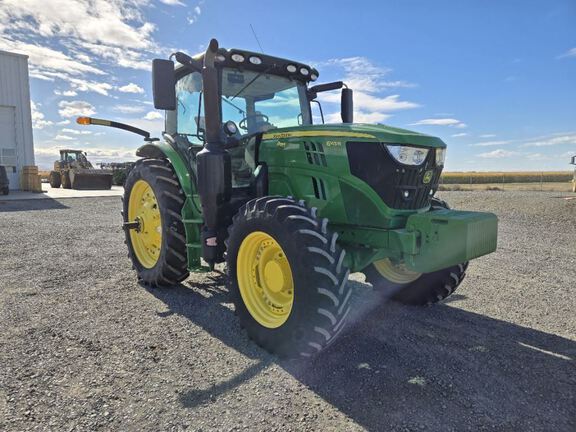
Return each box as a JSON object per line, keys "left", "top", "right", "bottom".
{"left": 196, "top": 39, "right": 232, "bottom": 269}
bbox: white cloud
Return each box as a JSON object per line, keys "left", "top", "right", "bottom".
{"left": 411, "top": 118, "right": 467, "bottom": 128}
{"left": 0, "top": 38, "right": 105, "bottom": 77}
{"left": 160, "top": 0, "right": 185, "bottom": 5}
{"left": 558, "top": 48, "right": 576, "bottom": 59}
{"left": 81, "top": 43, "right": 151, "bottom": 71}
{"left": 54, "top": 134, "right": 75, "bottom": 141}
{"left": 470, "top": 140, "right": 512, "bottom": 147}
{"left": 320, "top": 93, "right": 418, "bottom": 124}
{"left": 30, "top": 101, "right": 53, "bottom": 129}
{"left": 143, "top": 111, "right": 163, "bottom": 120}
{"left": 61, "top": 128, "right": 92, "bottom": 135}
{"left": 480, "top": 134, "right": 496, "bottom": 138}
{"left": 316, "top": 56, "right": 419, "bottom": 124}
{"left": 525, "top": 153, "right": 547, "bottom": 160}
{"left": 0, "top": 0, "right": 159, "bottom": 79}
{"left": 68, "top": 77, "right": 113, "bottom": 96}
{"left": 324, "top": 111, "right": 390, "bottom": 124}
{"left": 478, "top": 149, "right": 518, "bottom": 159}
{"left": 323, "top": 57, "right": 416, "bottom": 92}
{"left": 520, "top": 133, "right": 576, "bottom": 147}
{"left": 58, "top": 100, "right": 96, "bottom": 118}
{"left": 187, "top": 3, "right": 203, "bottom": 23}
{"left": 0, "top": 1, "right": 156, "bottom": 49}
{"left": 118, "top": 83, "right": 145, "bottom": 94}
{"left": 57, "top": 119, "right": 71, "bottom": 125}
{"left": 451, "top": 133, "right": 468, "bottom": 137}
{"left": 54, "top": 89, "right": 78, "bottom": 97}
{"left": 114, "top": 105, "right": 147, "bottom": 114}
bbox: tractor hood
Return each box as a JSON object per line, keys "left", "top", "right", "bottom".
{"left": 261, "top": 123, "right": 446, "bottom": 148}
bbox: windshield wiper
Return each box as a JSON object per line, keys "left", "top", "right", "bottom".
{"left": 231, "top": 65, "right": 275, "bottom": 101}
{"left": 222, "top": 96, "right": 246, "bottom": 114}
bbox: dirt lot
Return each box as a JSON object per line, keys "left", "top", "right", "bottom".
{"left": 1, "top": 191, "right": 575, "bottom": 431}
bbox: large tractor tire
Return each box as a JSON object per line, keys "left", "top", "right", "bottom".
{"left": 226, "top": 196, "right": 352, "bottom": 358}
{"left": 364, "top": 198, "right": 469, "bottom": 306}
{"left": 61, "top": 172, "right": 72, "bottom": 189}
{"left": 122, "top": 158, "right": 189, "bottom": 287}
{"left": 49, "top": 171, "right": 61, "bottom": 188}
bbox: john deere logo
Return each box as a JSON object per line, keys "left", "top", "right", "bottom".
{"left": 423, "top": 170, "right": 433, "bottom": 184}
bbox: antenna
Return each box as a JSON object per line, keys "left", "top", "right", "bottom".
{"left": 250, "top": 24, "right": 264, "bottom": 53}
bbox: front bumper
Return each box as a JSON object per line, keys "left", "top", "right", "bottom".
{"left": 337, "top": 209, "right": 498, "bottom": 273}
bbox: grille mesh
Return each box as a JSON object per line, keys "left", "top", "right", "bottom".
{"left": 346, "top": 142, "right": 443, "bottom": 210}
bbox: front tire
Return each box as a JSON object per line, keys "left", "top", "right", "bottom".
{"left": 123, "top": 158, "right": 189, "bottom": 287}
{"left": 364, "top": 198, "right": 469, "bottom": 306}
{"left": 364, "top": 261, "right": 468, "bottom": 305}
{"left": 226, "top": 196, "right": 352, "bottom": 358}
{"left": 49, "top": 171, "right": 61, "bottom": 188}
{"left": 61, "top": 172, "right": 71, "bottom": 189}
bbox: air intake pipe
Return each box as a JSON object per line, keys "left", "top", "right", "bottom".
{"left": 196, "top": 38, "right": 231, "bottom": 268}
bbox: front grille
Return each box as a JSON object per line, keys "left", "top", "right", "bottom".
{"left": 346, "top": 142, "right": 443, "bottom": 210}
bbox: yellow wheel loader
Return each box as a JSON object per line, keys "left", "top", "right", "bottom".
{"left": 49, "top": 149, "right": 113, "bottom": 190}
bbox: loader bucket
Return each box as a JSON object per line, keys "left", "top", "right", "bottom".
{"left": 70, "top": 169, "right": 113, "bottom": 190}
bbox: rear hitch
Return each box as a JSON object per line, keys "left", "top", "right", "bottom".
{"left": 123, "top": 219, "right": 141, "bottom": 232}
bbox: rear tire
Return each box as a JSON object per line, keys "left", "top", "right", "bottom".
{"left": 49, "top": 171, "right": 61, "bottom": 188}
{"left": 226, "top": 196, "right": 352, "bottom": 358}
{"left": 61, "top": 172, "right": 71, "bottom": 189}
{"left": 364, "top": 197, "right": 469, "bottom": 306}
{"left": 123, "top": 158, "right": 189, "bottom": 287}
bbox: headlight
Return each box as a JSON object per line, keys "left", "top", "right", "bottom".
{"left": 231, "top": 53, "right": 245, "bottom": 62}
{"left": 300, "top": 67, "right": 309, "bottom": 76}
{"left": 286, "top": 64, "right": 297, "bottom": 73}
{"left": 436, "top": 148, "right": 446, "bottom": 166}
{"left": 385, "top": 145, "right": 429, "bottom": 166}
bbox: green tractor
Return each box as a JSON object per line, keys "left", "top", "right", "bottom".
{"left": 78, "top": 39, "right": 498, "bottom": 358}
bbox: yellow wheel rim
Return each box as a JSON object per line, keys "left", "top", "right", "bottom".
{"left": 237, "top": 231, "right": 294, "bottom": 328}
{"left": 128, "top": 179, "right": 162, "bottom": 269}
{"left": 373, "top": 258, "right": 422, "bottom": 284}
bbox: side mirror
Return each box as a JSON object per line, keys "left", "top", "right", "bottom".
{"left": 152, "top": 59, "right": 176, "bottom": 110}
{"left": 341, "top": 88, "right": 353, "bottom": 123}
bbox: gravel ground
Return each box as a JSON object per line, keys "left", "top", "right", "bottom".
{"left": 0, "top": 191, "right": 575, "bottom": 431}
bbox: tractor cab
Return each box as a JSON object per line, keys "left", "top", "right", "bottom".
{"left": 153, "top": 44, "right": 353, "bottom": 192}
{"left": 58, "top": 149, "right": 93, "bottom": 169}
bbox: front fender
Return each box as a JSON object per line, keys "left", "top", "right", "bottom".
{"left": 136, "top": 141, "right": 204, "bottom": 270}
{"left": 136, "top": 142, "right": 195, "bottom": 199}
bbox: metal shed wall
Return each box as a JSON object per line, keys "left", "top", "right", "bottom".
{"left": 0, "top": 50, "right": 34, "bottom": 189}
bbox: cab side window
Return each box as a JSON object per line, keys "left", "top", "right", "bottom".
{"left": 176, "top": 72, "right": 204, "bottom": 143}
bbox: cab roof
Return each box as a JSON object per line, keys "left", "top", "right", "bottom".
{"left": 176, "top": 46, "right": 319, "bottom": 83}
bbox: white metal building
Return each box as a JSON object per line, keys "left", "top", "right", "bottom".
{"left": 0, "top": 50, "right": 34, "bottom": 190}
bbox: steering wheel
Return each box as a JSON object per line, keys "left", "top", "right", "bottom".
{"left": 239, "top": 113, "right": 270, "bottom": 131}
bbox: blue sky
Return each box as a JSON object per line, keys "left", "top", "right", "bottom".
{"left": 1, "top": 0, "right": 574, "bottom": 170}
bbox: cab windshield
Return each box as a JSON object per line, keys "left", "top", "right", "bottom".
{"left": 220, "top": 68, "right": 311, "bottom": 135}
{"left": 175, "top": 68, "right": 311, "bottom": 143}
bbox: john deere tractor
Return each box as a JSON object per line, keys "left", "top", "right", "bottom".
{"left": 77, "top": 39, "right": 498, "bottom": 358}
